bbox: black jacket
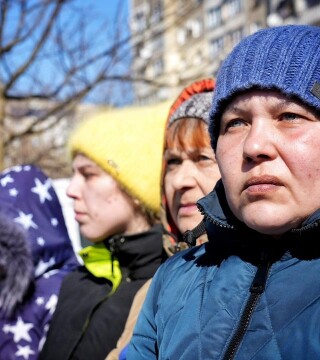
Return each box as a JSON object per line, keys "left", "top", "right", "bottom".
{"left": 39, "top": 224, "right": 166, "bottom": 360}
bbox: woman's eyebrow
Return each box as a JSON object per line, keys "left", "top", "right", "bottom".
{"left": 78, "top": 165, "right": 97, "bottom": 172}
{"left": 222, "top": 105, "right": 246, "bottom": 117}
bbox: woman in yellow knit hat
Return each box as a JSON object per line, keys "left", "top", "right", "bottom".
{"left": 39, "top": 102, "right": 170, "bottom": 360}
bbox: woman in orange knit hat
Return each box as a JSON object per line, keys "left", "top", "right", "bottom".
{"left": 108, "top": 78, "right": 221, "bottom": 360}
{"left": 163, "top": 78, "right": 220, "bottom": 251}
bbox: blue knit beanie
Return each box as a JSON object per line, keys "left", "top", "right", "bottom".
{"left": 209, "top": 25, "right": 320, "bottom": 150}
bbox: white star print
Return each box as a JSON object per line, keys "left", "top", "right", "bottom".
{"left": 9, "top": 188, "right": 18, "bottom": 196}
{"left": 2, "top": 317, "right": 33, "bottom": 342}
{"left": 35, "top": 257, "right": 56, "bottom": 277}
{"left": 15, "top": 344, "right": 35, "bottom": 360}
{"left": 12, "top": 165, "right": 23, "bottom": 172}
{"left": 37, "top": 237, "right": 45, "bottom": 246}
{"left": 0, "top": 174, "right": 14, "bottom": 187}
{"left": 14, "top": 211, "right": 38, "bottom": 230}
{"left": 51, "top": 218, "right": 58, "bottom": 226}
{"left": 31, "top": 178, "right": 52, "bottom": 203}
{"left": 46, "top": 294, "right": 58, "bottom": 315}
{"left": 36, "top": 297, "right": 45, "bottom": 306}
{"left": 38, "top": 335, "right": 46, "bottom": 352}
{"left": 38, "top": 324, "right": 49, "bottom": 352}
{"left": 43, "top": 269, "right": 59, "bottom": 279}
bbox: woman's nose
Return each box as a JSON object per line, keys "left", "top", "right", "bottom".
{"left": 66, "top": 176, "right": 80, "bottom": 199}
{"left": 243, "top": 119, "right": 277, "bottom": 164}
{"left": 171, "top": 160, "right": 198, "bottom": 190}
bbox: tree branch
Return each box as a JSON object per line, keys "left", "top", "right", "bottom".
{"left": 4, "top": 0, "right": 65, "bottom": 91}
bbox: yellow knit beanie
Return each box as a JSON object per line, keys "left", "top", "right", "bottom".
{"left": 68, "top": 101, "right": 171, "bottom": 217}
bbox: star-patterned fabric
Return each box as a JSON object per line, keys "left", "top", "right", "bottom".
{"left": 0, "top": 165, "right": 79, "bottom": 359}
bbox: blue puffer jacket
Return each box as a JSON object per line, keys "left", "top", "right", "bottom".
{"left": 127, "top": 181, "right": 320, "bottom": 360}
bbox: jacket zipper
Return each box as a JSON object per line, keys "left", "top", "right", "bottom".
{"left": 222, "top": 258, "right": 271, "bottom": 360}
{"left": 197, "top": 203, "right": 235, "bottom": 230}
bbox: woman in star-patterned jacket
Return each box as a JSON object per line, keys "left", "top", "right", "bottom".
{"left": 0, "top": 164, "right": 78, "bottom": 360}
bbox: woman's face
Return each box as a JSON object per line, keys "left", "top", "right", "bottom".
{"left": 164, "top": 146, "right": 220, "bottom": 234}
{"left": 67, "top": 154, "right": 146, "bottom": 242}
{"left": 216, "top": 89, "right": 320, "bottom": 235}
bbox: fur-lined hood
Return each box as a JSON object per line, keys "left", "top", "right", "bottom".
{"left": 0, "top": 165, "right": 78, "bottom": 318}
{"left": 0, "top": 214, "right": 33, "bottom": 317}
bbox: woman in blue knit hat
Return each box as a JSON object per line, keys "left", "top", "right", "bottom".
{"left": 127, "top": 25, "right": 320, "bottom": 360}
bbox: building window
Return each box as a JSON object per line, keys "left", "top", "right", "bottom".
{"left": 152, "top": 33, "right": 164, "bottom": 52}
{"left": 153, "top": 58, "right": 164, "bottom": 76}
{"left": 210, "top": 37, "right": 224, "bottom": 58}
{"left": 207, "top": 0, "right": 242, "bottom": 27}
{"left": 207, "top": 7, "right": 222, "bottom": 28}
{"left": 230, "top": 28, "right": 243, "bottom": 46}
{"left": 190, "top": 18, "right": 203, "bottom": 38}
{"left": 177, "top": 28, "right": 187, "bottom": 45}
{"left": 225, "top": 28, "right": 243, "bottom": 51}
{"left": 134, "top": 11, "right": 146, "bottom": 32}
{"left": 221, "top": 0, "right": 243, "bottom": 23}
{"left": 151, "top": 0, "right": 163, "bottom": 24}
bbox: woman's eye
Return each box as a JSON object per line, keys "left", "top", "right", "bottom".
{"left": 166, "top": 158, "right": 181, "bottom": 166}
{"left": 223, "top": 119, "right": 245, "bottom": 132}
{"left": 198, "top": 155, "right": 211, "bottom": 161}
{"left": 196, "top": 154, "right": 216, "bottom": 167}
{"left": 280, "top": 112, "right": 301, "bottom": 121}
{"left": 82, "top": 172, "right": 95, "bottom": 179}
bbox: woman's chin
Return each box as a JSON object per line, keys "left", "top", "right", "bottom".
{"left": 243, "top": 219, "right": 295, "bottom": 236}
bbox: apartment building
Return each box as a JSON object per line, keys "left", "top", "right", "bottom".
{"left": 129, "top": 0, "right": 320, "bottom": 104}
{"left": 129, "top": 0, "right": 208, "bottom": 104}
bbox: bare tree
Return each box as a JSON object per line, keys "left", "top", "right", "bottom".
{"left": 0, "top": 0, "right": 135, "bottom": 177}
{"left": 0, "top": 0, "right": 210, "bottom": 177}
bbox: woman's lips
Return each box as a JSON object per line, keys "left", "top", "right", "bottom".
{"left": 74, "top": 211, "right": 86, "bottom": 222}
{"left": 177, "top": 203, "right": 198, "bottom": 216}
{"left": 244, "top": 175, "right": 282, "bottom": 194}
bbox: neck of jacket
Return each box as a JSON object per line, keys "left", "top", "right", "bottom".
{"left": 197, "top": 180, "right": 320, "bottom": 267}
{"left": 104, "top": 223, "right": 166, "bottom": 282}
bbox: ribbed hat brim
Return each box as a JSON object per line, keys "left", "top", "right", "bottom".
{"left": 209, "top": 25, "right": 320, "bottom": 150}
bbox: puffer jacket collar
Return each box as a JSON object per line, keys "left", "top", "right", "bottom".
{"left": 197, "top": 179, "right": 320, "bottom": 265}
